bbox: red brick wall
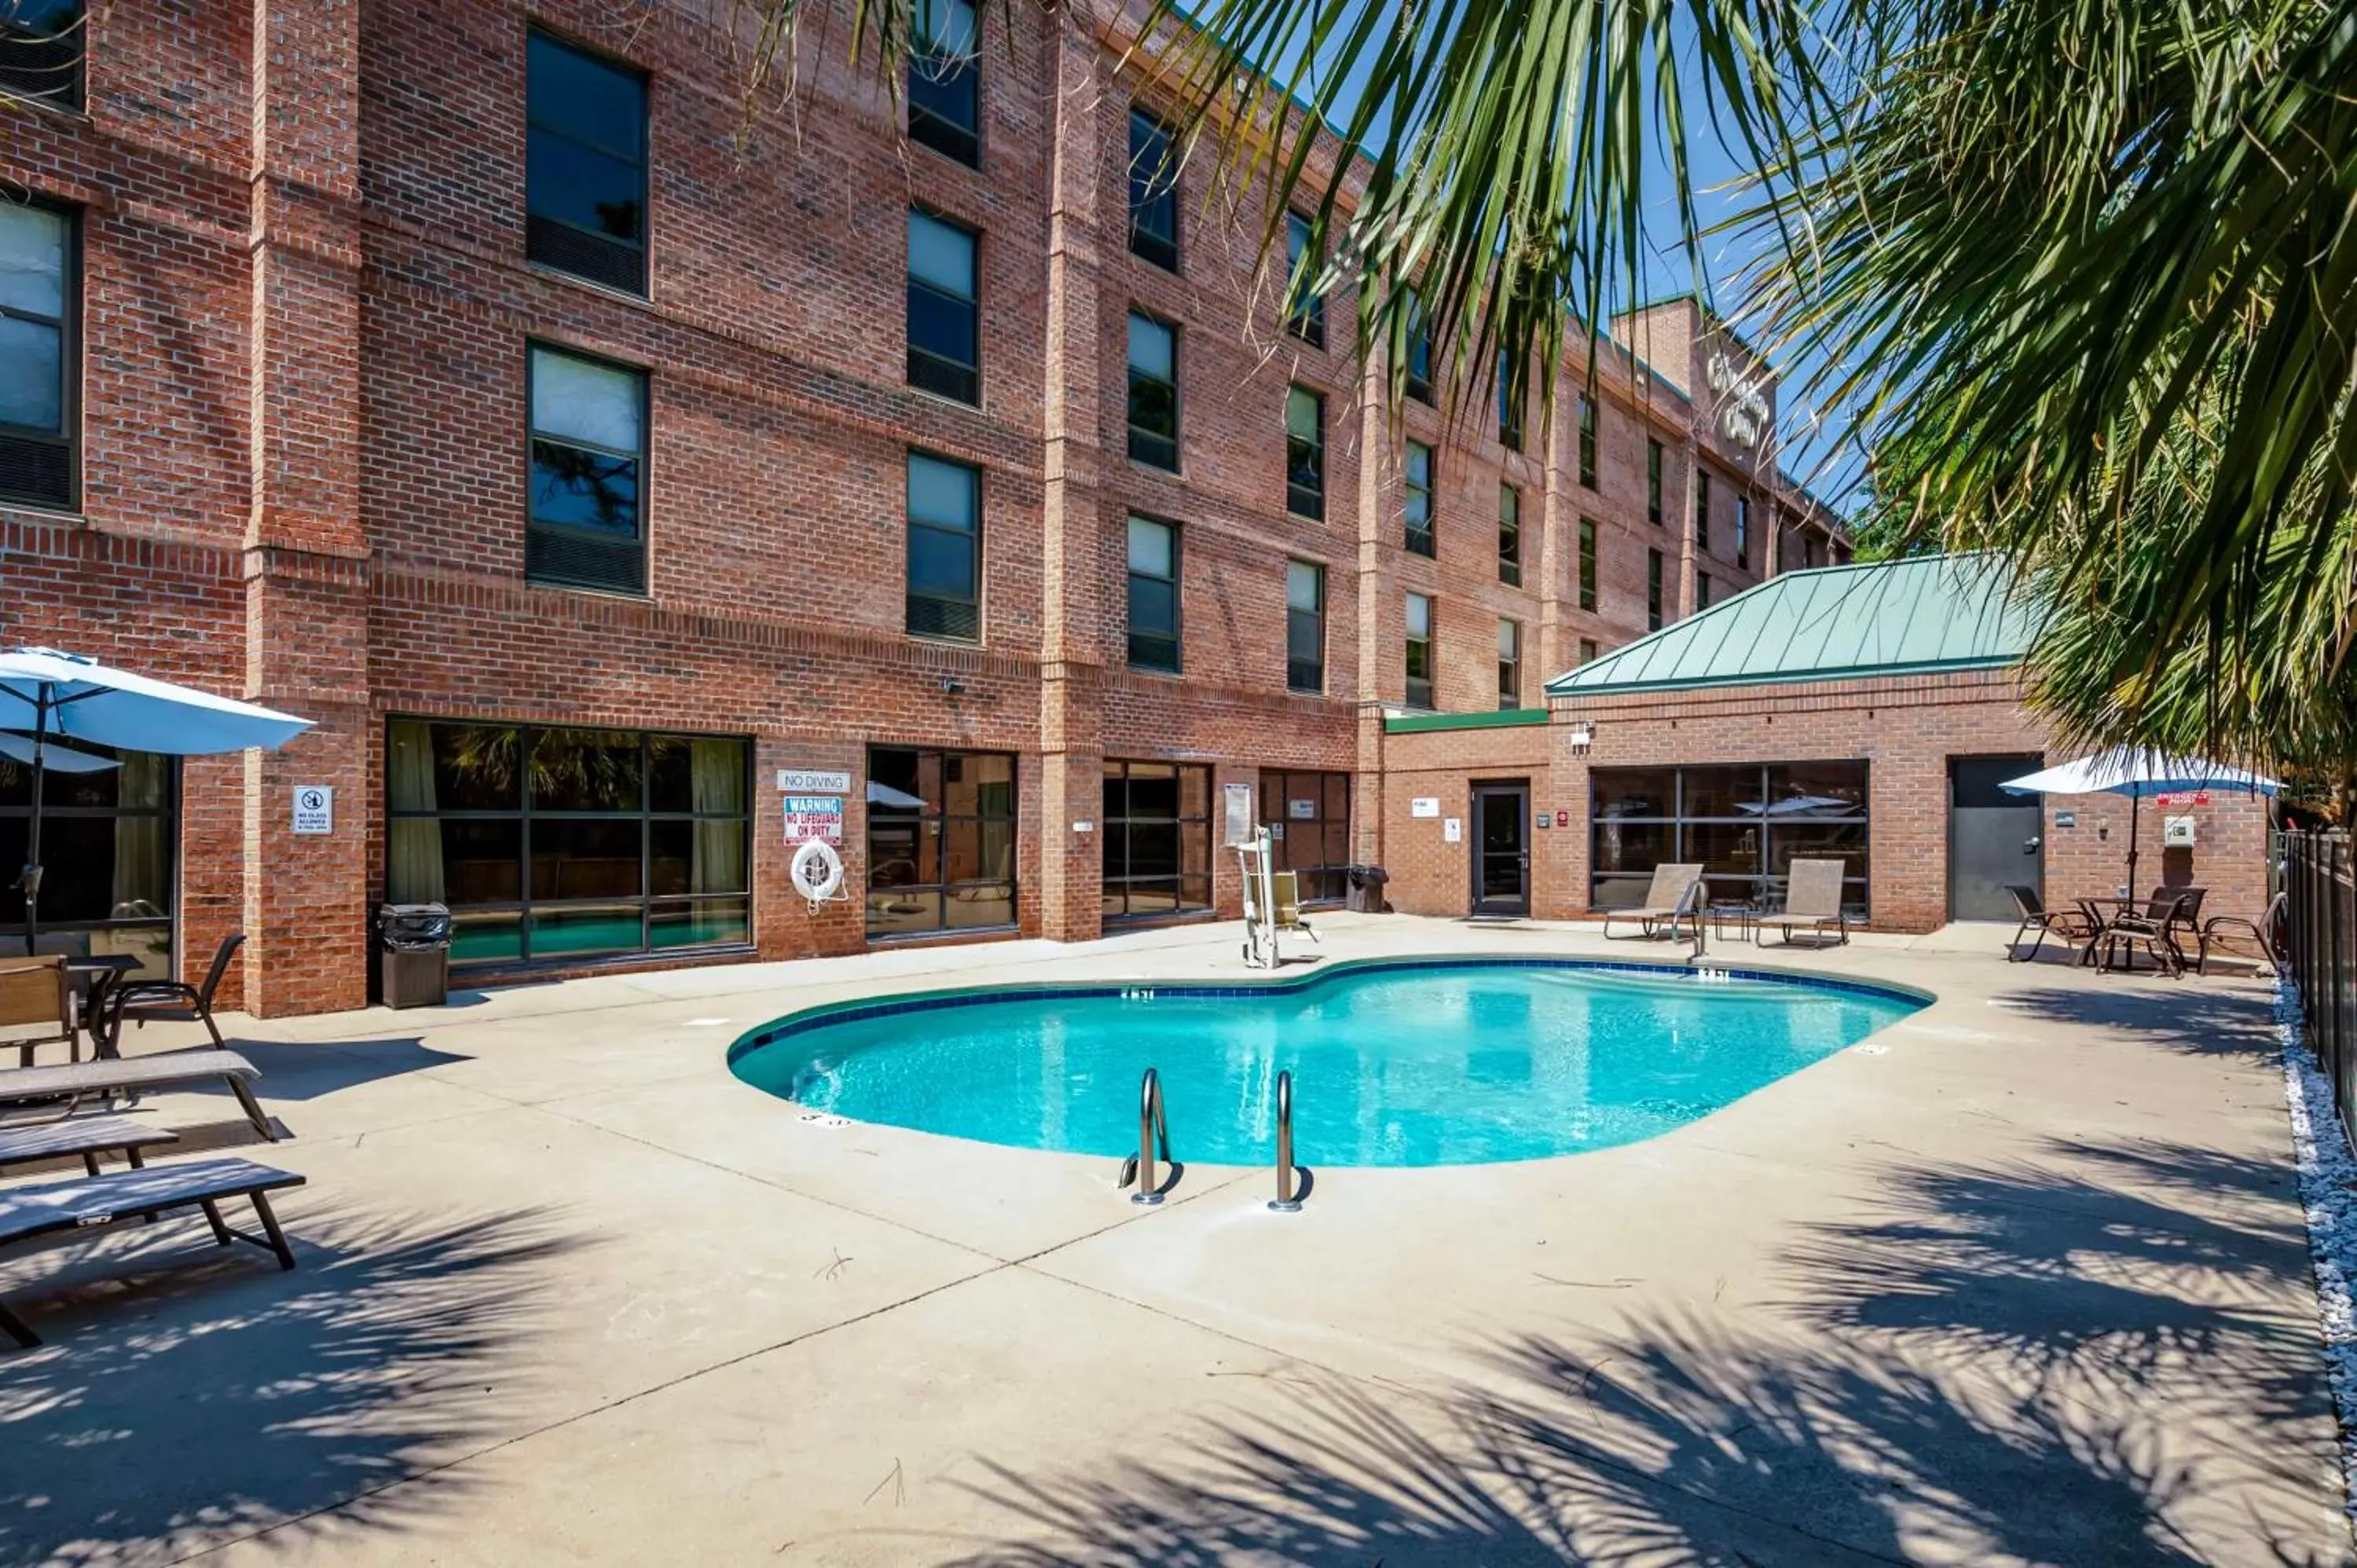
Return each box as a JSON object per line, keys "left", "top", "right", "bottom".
{"left": 0, "top": 0, "right": 1853, "bottom": 1013}
{"left": 1376, "top": 672, "right": 2272, "bottom": 933}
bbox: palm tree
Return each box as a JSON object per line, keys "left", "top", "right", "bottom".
{"left": 726, "top": 0, "right": 2354, "bottom": 765}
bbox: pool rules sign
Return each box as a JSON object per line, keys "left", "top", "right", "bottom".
{"left": 291, "top": 786, "right": 333, "bottom": 834}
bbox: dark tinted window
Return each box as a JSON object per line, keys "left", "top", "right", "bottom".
{"left": 1127, "top": 312, "right": 1178, "bottom": 470}
{"left": 526, "top": 32, "right": 648, "bottom": 295}
{"left": 1285, "top": 559, "right": 1324, "bottom": 693}
{"left": 1128, "top": 111, "right": 1179, "bottom": 270}
{"left": 907, "top": 0, "right": 980, "bottom": 166}
{"left": 1286, "top": 385, "right": 1324, "bottom": 519}
{"left": 907, "top": 209, "right": 979, "bottom": 404}
{"left": 1285, "top": 210, "right": 1324, "bottom": 346}
{"left": 527, "top": 345, "right": 647, "bottom": 595}
{"left": 0, "top": 199, "right": 75, "bottom": 510}
{"left": 907, "top": 452, "right": 981, "bottom": 641}
{"left": 0, "top": 0, "right": 82, "bottom": 110}
{"left": 1127, "top": 515, "right": 1180, "bottom": 672}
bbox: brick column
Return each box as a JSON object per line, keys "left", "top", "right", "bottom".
{"left": 240, "top": 0, "right": 371, "bottom": 1016}
{"left": 1036, "top": 31, "right": 1109, "bottom": 943}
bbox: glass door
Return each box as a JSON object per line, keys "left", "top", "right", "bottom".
{"left": 1471, "top": 782, "right": 1530, "bottom": 917}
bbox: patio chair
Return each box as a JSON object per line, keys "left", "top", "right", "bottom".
{"left": 0, "top": 955, "right": 76, "bottom": 1068}
{"left": 2198, "top": 890, "right": 2286, "bottom": 977}
{"left": 101, "top": 931, "right": 242, "bottom": 1053}
{"left": 1602, "top": 863, "right": 1704, "bottom": 940}
{"left": 2098, "top": 889, "right": 2200, "bottom": 976}
{"left": 2005, "top": 885, "right": 2097, "bottom": 963}
{"left": 1761, "top": 859, "right": 1852, "bottom": 947}
{"left": 1271, "top": 871, "right": 1321, "bottom": 944}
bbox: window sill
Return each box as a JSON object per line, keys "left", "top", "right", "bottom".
{"left": 906, "top": 629, "right": 984, "bottom": 650}
{"left": 525, "top": 577, "right": 652, "bottom": 603}
{"left": 525, "top": 260, "right": 655, "bottom": 311}
{"left": 0, "top": 93, "right": 89, "bottom": 126}
{"left": 1125, "top": 663, "right": 1185, "bottom": 680}
{"left": 905, "top": 383, "right": 985, "bottom": 416}
{"left": 0, "top": 499, "right": 86, "bottom": 526}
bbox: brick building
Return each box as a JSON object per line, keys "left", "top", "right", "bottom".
{"left": 1375, "top": 556, "right": 2273, "bottom": 934}
{"left": 0, "top": 0, "right": 1850, "bottom": 1016}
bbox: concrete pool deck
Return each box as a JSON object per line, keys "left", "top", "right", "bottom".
{"left": 0, "top": 915, "right": 2344, "bottom": 1566}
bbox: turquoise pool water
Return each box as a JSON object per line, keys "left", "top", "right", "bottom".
{"left": 727, "top": 960, "right": 1925, "bottom": 1167}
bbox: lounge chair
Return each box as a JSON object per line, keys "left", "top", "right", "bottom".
{"left": 100, "top": 931, "right": 243, "bottom": 1054}
{"left": 0, "top": 1050, "right": 275, "bottom": 1140}
{"left": 0, "top": 955, "right": 76, "bottom": 1068}
{"left": 0, "top": 1115, "right": 178, "bottom": 1176}
{"left": 1762, "top": 859, "right": 1852, "bottom": 947}
{"left": 0, "top": 1156, "right": 306, "bottom": 1349}
{"left": 2198, "top": 891, "right": 2286, "bottom": 976}
{"left": 1602, "top": 863, "right": 1704, "bottom": 940}
{"left": 2005, "top": 885, "right": 2098, "bottom": 963}
{"left": 1271, "top": 871, "right": 1321, "bottom": 944}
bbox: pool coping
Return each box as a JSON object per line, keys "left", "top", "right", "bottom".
{"left": 724, "top": 951, "right": 1936, "bottom": 1068}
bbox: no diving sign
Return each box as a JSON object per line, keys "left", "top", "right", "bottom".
{"left": 291, "top": 786, "right": 334, "bottom": 834}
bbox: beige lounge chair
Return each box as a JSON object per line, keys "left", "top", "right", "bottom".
{"left": 0, "top": 956, "right": 77, "bottom": 1068}
{"left": 1762, "top": 858, "right": 1851, "bottom": 947}
{"left": 0, "top": 1050, "right": 275, "bottom": 1140}
{"left": 1602, "top": 863, "right": 1704, "bottom": 940}
{"left": 1271, "top": 871, "right": 1321, "bottom": 944}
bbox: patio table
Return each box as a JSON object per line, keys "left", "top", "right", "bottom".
{"left": 65, "top": 954, "right": 140, "bottom": 1061}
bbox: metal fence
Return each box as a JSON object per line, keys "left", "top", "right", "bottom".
{"left": 2283, "top": 830, "right": 2357, "bottom": 1150}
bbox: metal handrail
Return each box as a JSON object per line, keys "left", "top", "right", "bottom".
{"left": 1119, "top": 1066, "right": 1174, "bottom": 1206}
{"left": 1269, "top": 1069, "right": 1303, "bottom": 1212}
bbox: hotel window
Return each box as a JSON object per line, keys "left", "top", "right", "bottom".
{"left": 0, "top": 0, "right": 82, "bottom": 110}
{"left": 0, "top": 199, "right": 75, "bottom": 511}
{"left": 1735, "top": 493, "right": 1750, "bottom": 569}
{"left": 1127, "top": 514, "right": 1181, "bottom": 672}
{"left": 1285, "top": 210, "right": 1325, "bottom": 347}
{"left": 1578, "top": 518, "right": 1598, "bottom": 610}
{"left": 1589, "top": 761, "right": 1869, "bottom": 915}
{"left": 387, "top": 721, "right": 752, "bottom": 966}
{"left": 1262, "top": 771, "right": 1351, "bottom": 903}
{"left": 526, "top": 344, "right": 647, "bottom": 595}
{"left": 907, "top": 209, "right": 979, "bottom": 405}
{"left": 1579, "top": 637, "right": 1599, "bottom": 665}
{"left": 525, "top": 31, "right": 648, "bottom": 295}
{"left": 1286, "top": 384, "right": 1325, "bottom": 519}
{"left": 1, "top": 746, "right": 174, "bottom": 980}
{"left": 1497, "top": 618, "right": 1522, "bottom": 709}
{"left": 1497, "top": 350, "right": 1523, "bottom": 449}
{"left": 866, "top": 746, "right": 1016, "bottom": 936}
{"left": 1402, "top": 439, "right": 1433, "bottom": 555}
{"left": 1404, "top": 592, "right": 1434, "bottom": 709}
{"left": 1646, "top": 548, "right": 1663, "bottom": 630}
{"left": 1577, "top": 395, "right": 1596, "bottom": 488}
{"left": 907, "top": 0, "right": 981, "bottom": 166}
{"left": 1285, "top": 559, "right": 1325, "bottom": 693}
{"left": 1646, "top": 438, "right": 1663, "bottom": 524}
{"left": 1103, "top": 760, "right": 1211, "bottom": 920}
{"left": 905, "top": 451, "right": 981, "bottom": 642}
{"left": 1127, "top": 312, "right": 1178, "bottom": 470}
{"left": 1127, "top": 109, "right": 1180, "bottom": 272}
{"left": 1695, "top": 469, "right": 1711, "bottom": 550}
{"left": 1404, "top": 295, "right": 1433, "bottom": 404}
{"left": 1804, "top": 531, "right": 1823, "bottom": 569}
{"left": 1697, "top": 571, "right": 1713, "bottom": 610}
{"left": 1497, "top": 484, "right": 1522, "bottom": 586}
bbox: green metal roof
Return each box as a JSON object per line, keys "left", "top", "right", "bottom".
{"left": 1545, "top": 555, "right": 2037, "bottom": 698}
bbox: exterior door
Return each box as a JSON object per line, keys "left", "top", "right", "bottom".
{"left": 1471, "top": 782, "right": 1531, "bottom": 917}
{"left": 1949, "top": 754, "right": 2044, "bottom": 921}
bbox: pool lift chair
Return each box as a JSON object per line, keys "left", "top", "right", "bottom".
{"left": 1237, "top": 828, "right": 1284, "bottom": 969}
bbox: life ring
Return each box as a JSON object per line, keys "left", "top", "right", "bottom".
{"left": 790, "top": 839, "right": 845, "bottom": 903}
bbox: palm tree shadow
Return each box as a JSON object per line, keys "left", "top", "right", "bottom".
{"left": 0, "top": 1203, "right": 585, "bottom": 1563}
{"left": 946, "top": 1131, "right": 2341, "bottom": 1566}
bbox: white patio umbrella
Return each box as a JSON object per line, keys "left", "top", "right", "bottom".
{"left": 2000, "top": 748, "right": 2280, "bottom": 893}
{"left": 0, "top": 733, "right": 118, "bottom": 773}
{"left": 0, "top": 647, "right": 312, "bottom": 948}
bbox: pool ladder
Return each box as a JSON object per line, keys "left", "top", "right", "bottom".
{"left": 1116, "top": 1065, "right": 1308, "bottom": 1212}
{"left": 1118, "top": 1067, "right": 1175, "bottom": 1205}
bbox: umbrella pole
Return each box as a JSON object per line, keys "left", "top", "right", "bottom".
{"left": 20, "top": 686, "right": 45, "bottom": 956}
{"left": 2125, "top": 792, "right": 2140, "bottom": 899}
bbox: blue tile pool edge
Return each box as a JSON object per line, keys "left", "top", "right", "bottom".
{"left": 724, "top": 953, "right": 1934, "bottom": 1070}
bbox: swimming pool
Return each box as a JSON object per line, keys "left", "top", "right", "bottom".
{"left": 727, "top": 958, "right": 1926, "bottom": 1167}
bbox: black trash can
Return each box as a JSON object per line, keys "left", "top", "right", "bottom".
{"left": 1346, "top": 865, "right": 1391, "bottom": 914}
{"left": 376, "top": 903, "right": 453, "bottom": 1009}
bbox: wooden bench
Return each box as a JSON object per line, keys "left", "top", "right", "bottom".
{"left": 0, "top": 1050, "right": 273, "bottom": 1141}
{"left": 0, "top": 1116, "right": 179, "bottom": 1176}
{"left": 0, "top": 1156, "right": 305, "bottom": 1348}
